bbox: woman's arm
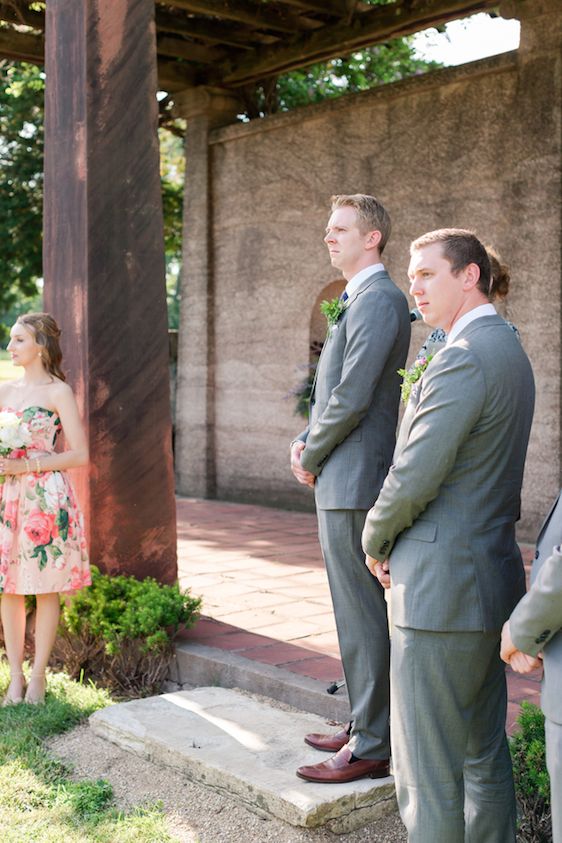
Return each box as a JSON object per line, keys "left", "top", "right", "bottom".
{"left": 0, "top": 383, "right": 88, "bottom": 474}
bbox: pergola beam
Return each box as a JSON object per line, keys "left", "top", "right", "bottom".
{"left": 0, "top": 28, "right": 44, "bottom": 63}
{"left": 160, "top": 0, "right": 321, "bottom": 33}
{"left": 155, "top": 8, "right": 261, "bottom": 49}
{"left": 221, "top": 0, "right": 504, "bottom": 85}
{"left": 157, "top": 34, "right": 229, "bottom": 64}
{"left": 0, "top": 0, "right": 515, "bottom": 94}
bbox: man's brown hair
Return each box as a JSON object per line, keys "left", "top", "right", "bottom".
{"left": 411, "top": 228, "right": 492, "bottom": 296}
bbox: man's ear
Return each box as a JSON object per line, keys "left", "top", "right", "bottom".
{"left": 463, "top": 262, "right": 481, "bottom": 291}
{"left": 365, "top": 229, "right": 382, "bottom": 251}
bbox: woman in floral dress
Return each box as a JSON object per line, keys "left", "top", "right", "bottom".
{"left": 0, "top": 313, "right": 90, "bottom": 705}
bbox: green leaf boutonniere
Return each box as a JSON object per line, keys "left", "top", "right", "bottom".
{"left": 320, "top": 296, "right": 347, "bottom": 333}
{"left": 398, "top": 354, "right": 434, "bottom": 404}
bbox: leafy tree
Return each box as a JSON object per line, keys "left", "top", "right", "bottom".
{"left": 0, "top": 61, "right": 44, "bottom": 316}
{"left": 0, "top": 61, "right": 185, "bottom": 331}
{"left": 159, "top": 128, "right": 184, "bottom": 330}
{"left": 244, "top": 38, "right": 442, "bottom": 117}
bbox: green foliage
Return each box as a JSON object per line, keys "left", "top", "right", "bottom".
{"left": 397, "top": 354, "right": 434, "bottom": 404}
{"left": 320, "top": 296, "right": 346, "bottom": 328}
{"left": 510, "top": 702, "right": 552, "bottom": 842}
{"left": 287, "top": 362, "right": 316, "bottom": 420}
{"left": 60, "top": 566, "right": 201, "bottom": 657}
{"left": 250, "top": 38, "right": 442, "bottom": 116}
{"left": 159, "top": 128, "right": 184, "bottom": 330}
{"left": 0, "top": 62, "right": 183, "bottom": 331}
{"left": 0, "top": 61, "right": 44, "bottom": 312}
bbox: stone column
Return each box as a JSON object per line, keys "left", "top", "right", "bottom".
{"left": 43, "top": 0, "right": 177, "bottom": 583}
{"left": 173, "top": 87, "right": 241, "bottom": 498}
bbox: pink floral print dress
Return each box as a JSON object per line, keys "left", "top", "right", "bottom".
{"left": 0, "top": 406, "right": 90, "bottom": 594}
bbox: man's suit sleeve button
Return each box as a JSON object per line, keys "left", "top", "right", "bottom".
{"left": 535, "top": 630, "right": 551, "bottom": 644}
{"left": 380, "top": 540, "right": 390, "bottom": 553}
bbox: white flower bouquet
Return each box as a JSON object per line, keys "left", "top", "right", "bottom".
{"left": 0, "top": 411, "right": 32, "bottom": 483}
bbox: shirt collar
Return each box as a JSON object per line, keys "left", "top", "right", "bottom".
{"left": 345, "top": 263, "right": 385, "bottom": 298}
{"left": 446, "top": 303, "right": 497, "bottom": 345}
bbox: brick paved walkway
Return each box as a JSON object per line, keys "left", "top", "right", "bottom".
{"left": 176, "top": 497, "right": 541, "bottom": 734}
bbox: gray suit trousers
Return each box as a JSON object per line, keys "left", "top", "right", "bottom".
{"left": 391, "top": 626, "right": 516, "bottom": 843}
{"left": 317, "top": 509, "right": 390, "bottom": 759}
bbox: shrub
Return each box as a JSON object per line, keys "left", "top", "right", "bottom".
{"left": 510, "top": 702, "right": 552, "bottom": 842}
{"left": 52, "top": 566, "right": 201, "bottom": 696}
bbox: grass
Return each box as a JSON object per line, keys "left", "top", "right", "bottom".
{"left": 0, "top": 350, "right": 16, "bottom": 384}
{"left": 0, "top": 660, "right": 178, "bottom": 843}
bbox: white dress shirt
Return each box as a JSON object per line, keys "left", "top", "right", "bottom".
{"left": 345, "top": 263, "right": 385, "bottom": 298}
{"left": 446, "top": 303, "right": 497, "bottom": 345}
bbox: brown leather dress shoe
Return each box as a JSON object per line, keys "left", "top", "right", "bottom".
{"left": 296, "top": 745, "right": 390, "bottom": 783}
{"left": 304, "top": 721, "right": 352, "bottom": 752}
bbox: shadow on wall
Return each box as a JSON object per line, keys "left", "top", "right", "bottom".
{"left": 289, "top": 278, "right": 346, "bottom": 421}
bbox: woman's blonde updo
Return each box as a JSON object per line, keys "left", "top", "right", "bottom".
{"left": 17, "top": 312, "right": 66, "bottom": 382}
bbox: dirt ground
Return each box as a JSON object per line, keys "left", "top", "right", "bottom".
{"left": 48, "top": 723, "right": 407, "bottom": 843}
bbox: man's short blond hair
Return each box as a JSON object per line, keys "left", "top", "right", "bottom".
{"left": 331, "top": 194, "right": 392, "bottom": 253}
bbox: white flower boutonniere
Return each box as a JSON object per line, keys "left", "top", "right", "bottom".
{"left": 397, "top": 354, "right": 434, "bottom": 404}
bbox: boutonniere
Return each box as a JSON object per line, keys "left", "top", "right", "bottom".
{"left": 320, "top": 296, "right": 347, "bottom": 334}
{"left": 397, "top": 354, "right": 434, "bottom": 404}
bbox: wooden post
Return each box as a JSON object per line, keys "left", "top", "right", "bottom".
{"left": 43, "top": 0, "right": 177, "bottom": 583}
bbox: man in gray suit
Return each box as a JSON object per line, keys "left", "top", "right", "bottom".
{"left": 290, "top": 194, "right": 410, "bottom": 783}
{"left": 501, "top": 494, "right": 562, "bottom": 843}
{"left": 362, "top": 229, "right": 535, "bottom": 841}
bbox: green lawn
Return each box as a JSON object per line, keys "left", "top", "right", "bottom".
{"left": 0, "top": 662, "right": 177, "bottom": 843}
{"left": 0, "top": 350, "right": 15, "bottom": 384}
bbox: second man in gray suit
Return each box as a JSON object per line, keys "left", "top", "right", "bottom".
{"left": 290, "top": 194, "right": 411, "bottom": 783}
{"left": 363, "top": 229, "right": 535, "bottom": 841}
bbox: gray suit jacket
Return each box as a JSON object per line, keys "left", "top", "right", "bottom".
{"left": 362, "top": 314, "right": 535, "bottom": 632}
{"left": 510, "top": 493, "right": 562, "bottom": 724}
{"left": 298, "top": 269, "right": 410, "bottom": 510}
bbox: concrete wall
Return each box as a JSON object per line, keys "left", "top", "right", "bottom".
{"left": 177, "top": 2, "right": 562, "bottom": 539}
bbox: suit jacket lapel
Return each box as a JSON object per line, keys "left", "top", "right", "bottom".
{"left": 345, "top": 269, "right": 388, "bottom": 307}
{"left": 310, "top": 269, "right": 388, "bottom": 401}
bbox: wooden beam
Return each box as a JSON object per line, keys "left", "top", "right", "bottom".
{"left": 221, "top": 0, "right": 504, "bottom": 85}
{"left": 158, "top": 0, "right": 321, "bottom": 33}
{"left": 270, "top": 0, "right": 349, "bottom": 15}
{"left": 0, "top": 28, "right": 44, "bottom": 63}
{"left": 155, "top": 8, "right": 260, "bottom": 49}
{"left": 157, "top": 35, "right": 229, "bottom": 64}
{"left": 157, "top": 57, "right": 199, "bottom": 91}
{"left": 0, "top": 26, "right": 198, "bottom": 91}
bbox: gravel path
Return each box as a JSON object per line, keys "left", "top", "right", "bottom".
{"left": 48, "top": 723, "right": 407, "bottom": 843}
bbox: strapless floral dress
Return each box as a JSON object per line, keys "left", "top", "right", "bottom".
{"left": 0, "top": 406, "right": 90, "bottom": 595}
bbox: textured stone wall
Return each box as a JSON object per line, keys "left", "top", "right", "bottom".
{"left": 178, "top": 5, "right": 561, "bottom": 539}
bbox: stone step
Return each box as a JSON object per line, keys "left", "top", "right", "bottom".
{"left": 172, "top": 640, "right": 350, "bottom": 721}
{"left": 90, "top": 686, "right": 395, "bottom": 833}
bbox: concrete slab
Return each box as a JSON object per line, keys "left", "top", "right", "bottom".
{"left": 173, "top": 641, "right": 350, "bottom": 722}
{"left": 90, "top": 686, "right": 395, "bottom": 832}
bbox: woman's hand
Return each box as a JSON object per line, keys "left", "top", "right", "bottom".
{"left": 0, "top": 457, "right": 27, "bottom": 475}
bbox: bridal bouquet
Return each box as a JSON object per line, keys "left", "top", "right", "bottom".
{"left": 0, "top": 411, "right": 32, "bottom": 483}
